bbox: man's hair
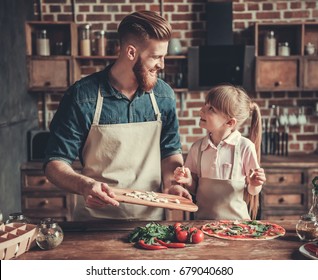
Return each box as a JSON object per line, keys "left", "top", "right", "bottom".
{"left": 118, "top": 10, "right": 172, "bottom": 45}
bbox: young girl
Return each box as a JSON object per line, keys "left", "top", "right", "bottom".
{"left": 174, "top": 84, "right": 266, "bottom": 220}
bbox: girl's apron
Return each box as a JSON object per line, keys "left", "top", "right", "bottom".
{"left": 194, "top": 139, "right": 250, "bottom": 220}
{"left": 73, "top": 87, "right": 164, "bottom": 221}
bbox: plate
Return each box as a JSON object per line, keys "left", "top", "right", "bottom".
{"left": 299, "top": 242, "right": 318, "bottom": 260}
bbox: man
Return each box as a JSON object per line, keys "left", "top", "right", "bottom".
{"left": 44, "top": 10, "right": 191, "bottom": 220}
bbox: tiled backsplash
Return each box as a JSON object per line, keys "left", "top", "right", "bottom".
{"left": 35, "top": 0, "right": 318, "bottom": 154}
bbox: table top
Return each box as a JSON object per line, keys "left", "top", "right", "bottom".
{"left": 14, "top": 219, "right": 314, "bottom": 260}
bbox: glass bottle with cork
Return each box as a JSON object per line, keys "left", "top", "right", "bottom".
{"left": 36, "top": 29, "right": 50, "bottom": 56}
{"left": 95, "top": 30, "right": 107, "bottom": 56}
{"left": 79, "top": 24, "right": 91, "bottom": 56}
{"left": 264, "top": 30, "right": 276, "bottom": 56}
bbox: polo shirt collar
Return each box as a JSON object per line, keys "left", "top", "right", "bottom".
{"left": 200, "top": 130, "right": 242, "bottom": 151}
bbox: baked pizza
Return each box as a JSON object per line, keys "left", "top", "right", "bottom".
{"left": 201, "top": 220, "right": 286, "bottom": 240}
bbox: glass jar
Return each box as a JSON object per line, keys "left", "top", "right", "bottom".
{"left": 264, "top": 30, "right": 276, "bottom": 56}
{"left": 79, "top": 24, "right": 91, "bottom": 56}
{"left": 278, "top": 42, "right": 290, "bottom": 56}
{"left": 95, "top": 30, "right": 107, "bottom": 56}
{"left": 296, "top": 213, "right": 318, "bottom": 241}
{"left": 36, "top": 29, "right": 50, "bottom": 56}
{"left": 36, "top": 218, "right": 64, "bottom": 250}
{"left": 5, "top": 212, "right": 30, "bottom": 224}
{"left": 305, "top": 42, "right": 316, "bottom": 56}
{"left": 0, "top": 209, "right": 3, "bottom": 225}
{"left": 308, "top": 177, "right": 318, "bottom": 219}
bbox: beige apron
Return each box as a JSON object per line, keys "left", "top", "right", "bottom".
{"left": 194, "top": 139, "right": 250, "bottom": 220}
{"left": 73, "top": 87, "right": 164, "bottom": 221}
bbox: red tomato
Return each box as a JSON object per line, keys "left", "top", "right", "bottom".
{"left": 189, "top": 226, "right": 198, "bottom": 233}
{"left": 174, "top": 222, "right": 182, "bottom": 229}
{"left": 176, "top": 229, "right": 189, "bottom": 243}
{"left": 190, "top": 229, "right": 204, "bottom": 244}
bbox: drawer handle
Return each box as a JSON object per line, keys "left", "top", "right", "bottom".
{"left": 278, "top": 197, "right": 285, "bottom": 204}
{"left": 44, "top": 81, "right": 51, "bottom": 87}
{"left": 39, "top": 199, "right": 49, "bottom": 207}
{"left": 39, "top": 179, "right": 49, "bottom": 185}
{"left": 278, "top": 176, "right": 285, "bottom": 183}
{"left": 275, "top": 81, "right": 282, "bottom": 87}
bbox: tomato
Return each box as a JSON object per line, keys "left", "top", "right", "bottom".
{"left": 189, "top": 226, "right": 198, "bottom": 233}
{"left": 190, "top": 229, "right": 204, "bottom": 244}
{"left": 174, "top": 222, "right": 182, "bottom": 229}
{"left": 176, "top": 229, "right": 189, "bottom": 243}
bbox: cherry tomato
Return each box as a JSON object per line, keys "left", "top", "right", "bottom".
{"left": 189, "top": 226, "right": 198, "bottom": 233}
{"left": 174, "top": 222, "right": 182, "bottom": 229}
{"left": 176, "top": 229, "right": 189, "bottom": 243}
{"left": 190, "top": 229, "right": 204, "bottom": 244}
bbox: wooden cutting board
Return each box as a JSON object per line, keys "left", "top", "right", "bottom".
{"left": 110, "top": 187, "right": 198, "bottom": 212}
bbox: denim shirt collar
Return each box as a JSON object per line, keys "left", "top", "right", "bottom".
{"left": 99, "top": 64, "right": 147, "bottom": 99}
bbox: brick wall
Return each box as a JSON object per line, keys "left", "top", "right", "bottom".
{"left": 35, "top": 0, "right": 318, "bottom": 155}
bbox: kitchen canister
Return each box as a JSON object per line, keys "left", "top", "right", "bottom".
{"left": 168, "top": 38, "right": 182, "bottom": 55}
{"left": 305, "top": 42, "right": 316, "bottom": 55}
{"left": 264, "top": 30, "right": 276, "bottom": 56}
{"left": 278, "top": 42, "right": 290, "bottom": 56}
{"left": 36, "top": 29, "right": 50, "bottom": 56}
{"left": 79, "top": 24, "right": 91, "bottom": 56}
{"left": 95, "top": 30, "right": 107, "bottom": 56}
{"left": 36, "top": 218, "right": 64, "bottom": 250}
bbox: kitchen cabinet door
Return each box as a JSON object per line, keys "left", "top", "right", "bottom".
{"left": 303, "top": 57, "right": 318, "bottom": 90}
{"left": 255, "top": 57, "right": 301, "bottom": 91}
{"left": 27, "top": 57, "right": 72, "bottom": 91}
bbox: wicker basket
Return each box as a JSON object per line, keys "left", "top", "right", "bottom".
{"left": 0, "top": 223, "right": 38, "bottom": 260}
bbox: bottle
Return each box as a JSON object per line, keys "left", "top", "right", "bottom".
{"left": 264, "top": 31, "right": 276, "bottom": 56}
{"left": 305, "top": 42, "right": 316, "bottom": 56}
{"left": 79, "top": 24, "right": 91, "bottom": 56}
{"left": 95, "top": 30, "right": 107, "bottom": 56}
{"left": 308, "top": 176, "right": 318, "bottom": 219}
{"left": 0, "top": 209, "right": 3, "bottom": 225}
{"left": 36, "top": 29, "right": 50, "bottom": 56}
{"left": 278, "top": 42, "right": 290, "bottom": 56}
{"left": 296, "top": 213, "right": 318, "bottom": 241}
{"left": 5, "top": 212, "right": 30, "bottom": 224}
{"left": 36, "top": 218, "right": 64, "bottom": 250}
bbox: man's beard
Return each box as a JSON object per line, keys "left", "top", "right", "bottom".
{"left": 133, "top": 56, "right": 158, "bottom": 92}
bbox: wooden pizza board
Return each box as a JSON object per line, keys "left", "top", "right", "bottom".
{"left": 109, "top": 187, "right": 198, "bottom": 212}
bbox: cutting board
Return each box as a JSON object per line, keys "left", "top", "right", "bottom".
{"left": 110, "top": 187, "right": 198, "bottom": 212}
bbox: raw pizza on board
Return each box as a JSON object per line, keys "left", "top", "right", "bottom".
{"left": 201, "top": 220, "right": 286, "bottom": 240}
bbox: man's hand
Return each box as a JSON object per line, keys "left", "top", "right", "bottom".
{"left": 82, "top": 181, "right": 120, "bottom": 208}
{"left": 166, "top": 185, "right": 192, "bottom": 201}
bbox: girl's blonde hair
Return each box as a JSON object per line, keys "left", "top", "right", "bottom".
{"left": 206, "top": 84, "right": 262, "bottom": 219}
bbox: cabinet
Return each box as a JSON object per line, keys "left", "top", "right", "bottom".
{"left": 254, "top": 22, "right": 318, "bottom": 91}
{"left": 261, "top": 155, "right": 318, "bottom": 220}
{"left": 20, "top": 162, "right": 82, "bottom": 223}
{"left": 25, "top": 21, "right": 78, "bottom": 91}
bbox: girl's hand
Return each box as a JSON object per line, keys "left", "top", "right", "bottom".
{"left": 249, "top": 168, "right": 266, "bottom": 188}
{"left": 174, "top": 166, "right": 192, "bottom": 187}
{"left": 167, "top": 185, "right": 192, "bottom": 201}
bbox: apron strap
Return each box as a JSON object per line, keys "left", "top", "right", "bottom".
{"left": 197, "top": 138, "right": 204, "bottom": 178}
{"left": 149, "top": 90, "right": 161, "bottom": 121}
{"left": 92, "top": 86, "right": 104, "bottom": 125}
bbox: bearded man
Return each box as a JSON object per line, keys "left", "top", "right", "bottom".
{"left": 44, "top": 11, "right": 191, "bottom": 221}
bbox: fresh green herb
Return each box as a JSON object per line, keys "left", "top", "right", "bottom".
{"left": 128, "top": 222, "right": 175, "bottom": 244}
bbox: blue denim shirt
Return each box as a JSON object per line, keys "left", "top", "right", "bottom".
{"left": 44, "top": 65, "right": 182, "bottom": 166}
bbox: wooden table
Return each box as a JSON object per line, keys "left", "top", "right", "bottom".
{"left": 15, "top": 220, "right": 311, "bottom": 260}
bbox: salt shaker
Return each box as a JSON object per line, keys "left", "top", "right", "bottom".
{"left": 296, "top": 213, "right": 318, "bottom": 241}
{"left": 264, "top": 30, "right": 276, "bottom": 56}
{"left": 36, "top": 218, "right": 64, "bottom": 250}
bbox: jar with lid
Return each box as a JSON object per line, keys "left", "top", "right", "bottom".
{"left": 5, "top": 212, "right": 30, "bottom": 224}
{"left": 264, "top": 30, "right": 276, "bottom": 56}
{"left": 36, "top": 29, "right": 50, "bottom": 56}
{"left": 305, "top": 42, "right": 316, "bottom": 56}
{"left": 296, "top": 213, "right": 318, "bottom": 241}
{"left": 79, "top": 24, "right": 91, "bottom": 56}
{"left": 278, "top": 42, "right": 290, "bottom": 56}
{"left": 308, "top": 176, "right": 318, "bottom": 219}
{"left": 95, "top": 30, "right": 107, "bottom": 56}
{"left": 36, "top": 218, "right": 64, "bottom": 250}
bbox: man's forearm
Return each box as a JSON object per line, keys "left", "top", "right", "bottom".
{"left": 161, "top": 153, "right": 184, "bottom": 192}
{"left": 44, "top": 160, "right": 95, "bottom": 195}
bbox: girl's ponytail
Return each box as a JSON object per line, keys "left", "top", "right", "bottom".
{"left": 244, "top": 101, "right": 263, "bottom": 219}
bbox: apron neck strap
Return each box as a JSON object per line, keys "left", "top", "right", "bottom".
{"left": 92, "top": 86, "right": 104, "bottom": 125}
{"left": 149, "top": 90, "right": 161, "bottom": 121}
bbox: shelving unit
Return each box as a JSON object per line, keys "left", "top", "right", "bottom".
{"left": 254, "top": 22, "right": 318, "bottom": 91}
